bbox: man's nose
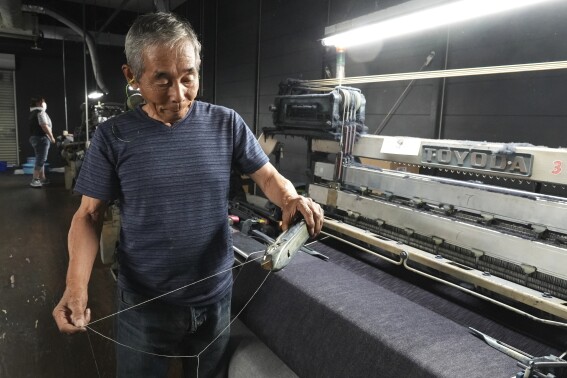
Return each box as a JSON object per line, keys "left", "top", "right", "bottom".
{"left": 169, "top": 81, "right": 186, "bottom": 102}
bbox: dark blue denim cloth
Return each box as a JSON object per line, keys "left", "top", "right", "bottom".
{"left": 115, "top": 286, "right": 231, "bottom": 378}
{"left": 29, "top": 135, "right": 50, "bottom": 168}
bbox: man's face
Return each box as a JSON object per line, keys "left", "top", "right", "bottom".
{"left": 135, "top": 42, "right": 199, "bottom": 125}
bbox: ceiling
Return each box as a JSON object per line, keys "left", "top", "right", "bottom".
{"left": 60, "top": 0, "right": 186, "bottom": 14}
{"left": 0, "top": 0, "right": 188, "bottom": 43}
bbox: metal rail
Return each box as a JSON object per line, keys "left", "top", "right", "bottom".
{"left": 314, "top": 162, "right": 567, "bottom": 234}
{"left": 311, "top": 186, "right": 567, "bottom": 321}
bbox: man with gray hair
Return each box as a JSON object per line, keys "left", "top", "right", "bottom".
{"left": 52, "top": 12, "right": 324, "bottom": 378}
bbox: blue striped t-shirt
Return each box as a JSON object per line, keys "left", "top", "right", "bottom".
{"left": 74, "top": 101, "right": 269, "bottom": 305}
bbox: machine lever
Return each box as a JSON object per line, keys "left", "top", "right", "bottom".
{"left": 469, "top": 327, "right": 567, "bottom": 378}
{"left": 300, "top": 245, "right": 329, "bottom": 261}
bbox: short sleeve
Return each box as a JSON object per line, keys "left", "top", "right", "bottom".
{"left": 232, "top": 113, "right": 269, "bottom": 174}
{"left": 37, "top": 111, "right": 49, "bottom": 127}
{"left": 74, "top": 125, "right": 120, "bottom": 201}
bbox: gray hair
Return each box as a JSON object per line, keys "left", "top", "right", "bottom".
{"left": 124, "top": 12, "right": 202, "bottom": 80}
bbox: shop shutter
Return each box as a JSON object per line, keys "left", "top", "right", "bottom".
{"left": 0, "top": 69, "right": 19, "bottom": 166}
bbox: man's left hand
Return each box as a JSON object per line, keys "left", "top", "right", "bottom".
{"left": 281, "top": 195, "right": 324, "bottom": 237}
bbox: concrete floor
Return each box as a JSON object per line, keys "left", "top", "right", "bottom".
{"left": 0, "top": 172, "right": 116, "bottom": 377}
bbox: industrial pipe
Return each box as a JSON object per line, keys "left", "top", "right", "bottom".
{"left": 22, "top": 4, "right": 109, "bottom": 95}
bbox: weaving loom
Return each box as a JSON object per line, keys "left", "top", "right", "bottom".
{"left": 228, "top": 83, "right": 567, "bottom": 377}
{"left": 310, "top": 135, "right": 567, "bottom": 324}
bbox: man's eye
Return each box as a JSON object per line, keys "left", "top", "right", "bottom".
{"left": 153, "top": 79, "right": 169, "bottom": 87}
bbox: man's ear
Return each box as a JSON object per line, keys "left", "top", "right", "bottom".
{"left": 122, "top": 64, "right": 137, "bottom": 87}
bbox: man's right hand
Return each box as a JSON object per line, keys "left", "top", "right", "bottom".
{"left": 52, "top": 287, "right": 91, "bottom": 334}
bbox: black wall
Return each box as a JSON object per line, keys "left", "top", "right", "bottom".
{"left": 0, "top": 37, "right": 126, "bottom": 166}
{"left": 212, "top": 0, "right": 567, "bottom": 183}
{"left": 215, "top": 0, "right": 330, "bottom": 182}
{"left": 2, "top": 0, "right": 567, "bottom": 184}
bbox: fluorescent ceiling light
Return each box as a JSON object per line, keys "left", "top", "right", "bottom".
{"left": 87, "top": 90, "right": 104, "bottom": 100}
{"left": 322, "top": 0, "right": 557, "bottom": 48}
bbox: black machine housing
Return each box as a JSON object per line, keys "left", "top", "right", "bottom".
{"left": 265, "top": 84, "right": 367, "bottom": 140}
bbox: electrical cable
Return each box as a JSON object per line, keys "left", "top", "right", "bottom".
{"left": 374, "top": 51, "right": 435, "bottom": 135}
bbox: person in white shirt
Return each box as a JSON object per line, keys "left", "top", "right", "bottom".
{"left": 28, "top": 96, "right": 56, "bottom": 188}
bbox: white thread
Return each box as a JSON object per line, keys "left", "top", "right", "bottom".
{"left": 89, "top": 254, "right": 264, "bottom": 326}
{"left": 86, "top": 327, "right": 101, "bottom": 378}
{"left": 86, "top": 326, "right": 188, "bottom": 358}
{"left": 85, "top": 250, "right": 270, "bottom": 365}
{"left": 85, "top": 239, "right": 325, "bottom": 371}
{"left": 197, "top": 269, "right": 272, "bottom": 357}
{"left": 233, "top": 250, "right": 265, "bottom": 283}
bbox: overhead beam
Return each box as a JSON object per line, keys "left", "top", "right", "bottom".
{"left": 97, "top": 0, "right": 132, "bottom": 33}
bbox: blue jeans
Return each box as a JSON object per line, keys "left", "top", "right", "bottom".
{"left": 115, "top": 286, "right": 231, "bottom": 378}
{"left": 29, "top": 135, "right": 50, "bottom": 168}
